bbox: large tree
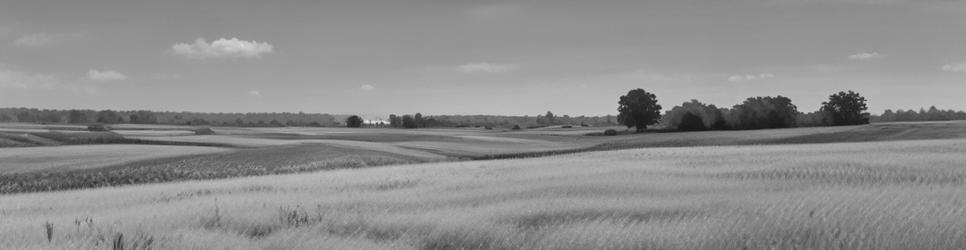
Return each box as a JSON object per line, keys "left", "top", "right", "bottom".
{"left": 345, "top": 115, "right": 364, "bottom": 128}
{"left": 617, "top": 88, "right": 662, "bottom": 132}
{"left": 820, "top": 90, "right": 869, "bottom": 126}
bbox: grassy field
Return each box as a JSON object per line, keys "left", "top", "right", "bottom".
{"left": 2, "top": 138, "right": 966, "bottom": 249}
{"left": 4, "top": 121, "right": 966, "bottom": 194}
{"left": 0, "top": 143, "right": 442, "bottom": 193}
{"left": 0, "top": 145, "right": 233, "bottom": 174}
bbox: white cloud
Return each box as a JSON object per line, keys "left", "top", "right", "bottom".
{"left": 848, "top": 52, "right": 883, "bottom": 60}
{"left": 0, "top": 69, "right": 58, "bottom": 89}
{"left": 360, "top": 84, "right": 375, "bottom": 91}
{"left": 172, "top": 38, "right": 274, "bottom": 59}
{"left": 248, "top": 90, "right": 262, "bottom": 97}
{"left": 13, "top": 32, "right": 83, "bottom": 47}
{"left": 86, "top": 69, "right": 128, "bottom": 81}
{"left": 455, "top": 63, "right": 518, "bottom": 73}
{"left": 727, "top": 73, "right": 775, "bottom": 82}
{"left": 941, "top": 62, "right": 966, "bottom": 72}
{"left": 14, "top": 33, "right": 54, "bottom": 47}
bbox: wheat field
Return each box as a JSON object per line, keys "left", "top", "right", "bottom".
{"left": 2, "top": 138, "right": 966, "bottom": 249}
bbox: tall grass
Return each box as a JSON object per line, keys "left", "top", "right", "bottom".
{"left": 3, "top": 139, "right": 966, "bottom": 249}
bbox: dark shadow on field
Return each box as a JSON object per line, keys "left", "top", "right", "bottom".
{"left": 0, "top": 131, "right": 237, "bottom": 148}
{"left": 759, "top": 122, "right": 966, "bottom": 144}
{"left": 0, "top": 144, "right": 431, "bottom": 194}
{"left": 474, "top": 121, "right": 966, "bottom": 160}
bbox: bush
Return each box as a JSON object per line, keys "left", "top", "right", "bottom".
{"left": 87, "top": 124, "right": 110, "bottom": 132}
{"left": 603, "top": 129, "right": 618, "bottom": 136}
{"left": 511, "top": 125, "right": 522, "bottom": 130}
{"left": 194, "top": 127, "right": 215, "bottom": 135}
{"left": 561, "top": 125, "right": 573, "bottom": 128}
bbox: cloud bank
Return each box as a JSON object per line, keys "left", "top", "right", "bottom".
{"left": 0, "top": 69, "right": 57, "bottom": 89}
{"left": 455, "top": 63, "right": 517, "bottom": 73}
{"left": 14, "top": 33, "right": 54, "bottom": 47}
{"left": 728, "top": 73, "right": 775, "bottom": 82}
{"left": 87, "top": 69, "right": 128, "bottom": 81}
{"left": 941, "top": 62, "right": 966, "bottom": 72}
{"left": 848, "top": 52, "right": 883, "bottom": 60}
{"left": 172, "top": 38, "right": 274, "bottom": 59}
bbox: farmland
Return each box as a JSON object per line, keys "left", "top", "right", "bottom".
{"left": 2, "top": 121, "right": 966, "bottom": 249}
{"left": 3, "top": 122, "right": 966, "bottom": 194}
{"left": 2, "top": 135, "right": 966, "bottom": 249}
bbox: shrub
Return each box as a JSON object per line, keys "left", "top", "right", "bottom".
{"left": 194, "top": 127, "right": 215, "bottom": 135}
{"left": 561, "top": 125, "right": 573, "bottom": 128}
{"left": 87, "top": 124, "right": 110, "bottom": 132}
{"left": 603, "top": 129, "right": 618, "bottom": 136}
{"left": 511, "top": 125, "right": 522, "bottom": 130}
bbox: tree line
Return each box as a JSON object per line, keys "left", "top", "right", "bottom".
{"left": 0, "top": 107, "right": 620, "bottom": 129}
{"left": 0, "top": 108, "right": 340, "bottom": 127}
{"left": 345, "top": 112, "right": 619, "bottom": 129}
{"left": 871, "top": 107, "right": 966, "bottom": 122}
{"left": 617, "top": 89, "right": 877, "bottom": 132}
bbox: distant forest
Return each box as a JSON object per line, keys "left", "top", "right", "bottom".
{"left": 1, "top": 104, "right": 962, "bottom": 130}
{"left": 0, "top": 108, "right": 619, "bottom": 128}
{"left": 870, "top": 107, "right": 966, "bottom": 123}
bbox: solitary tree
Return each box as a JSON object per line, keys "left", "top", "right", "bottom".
{"left": 345, "top": 115, "right": 364, "bottom": 128}
{"left": 617, "top": 88, "right": 662, "bottom": 132}
{"left": 820, "top": 90, "right": 869, "bottom": 126}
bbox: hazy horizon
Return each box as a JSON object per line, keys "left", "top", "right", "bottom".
{"left": 3, "top": 0, "right": 966, "bottom": 118}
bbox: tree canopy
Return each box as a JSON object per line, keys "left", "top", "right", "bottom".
{"left": 821, "top": 90, "right": 869, "bottom": 126}
{"left": 345, "top": 115, "right": 364, "bottom": 128}
{"left": 617, "top": 88, "right": 662, "bottom": 132}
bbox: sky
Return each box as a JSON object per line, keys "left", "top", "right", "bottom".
{"left": 1, "top": 0, "right": 965, "bottom": 118}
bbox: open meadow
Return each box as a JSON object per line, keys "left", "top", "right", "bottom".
{"left": 2, "top": 121, "right": 966, "bottom": 249}
{"left": 2, "top": 136, "right": 966, "bottom": 249}
{"left": 2, "top": 121, "right": 966, "bottom": 194}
